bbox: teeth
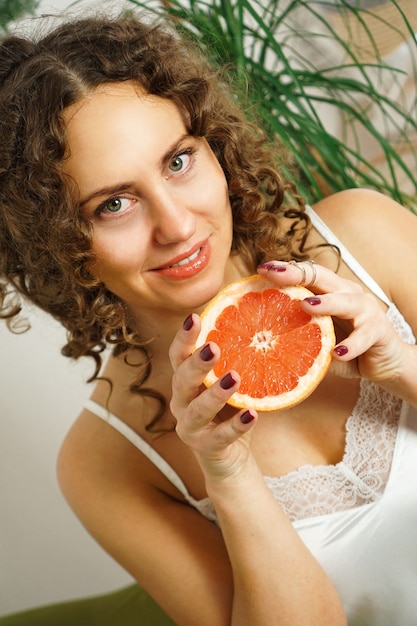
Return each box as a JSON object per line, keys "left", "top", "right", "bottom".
{"left": 170, "top": 248, "right": 201, "bottom": 268}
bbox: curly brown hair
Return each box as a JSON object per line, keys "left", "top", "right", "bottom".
{"left": 0, "top": 14, "right": 311, "bottom": 420}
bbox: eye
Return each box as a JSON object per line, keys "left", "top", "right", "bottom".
{"left": 98, "top": 196, "right": 132, "bottom": 213}
{"left": 96, "top": 196, "right": 135, "bottom": 218}
{"left": 106, "top": 197, "right": 125, "bottom": 212}
{"left": 167, "top": 150, "right": 192, "bottom": 176}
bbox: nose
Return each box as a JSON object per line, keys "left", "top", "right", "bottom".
{"left": 149, "top": 188, "right": 196, "bottom": 246}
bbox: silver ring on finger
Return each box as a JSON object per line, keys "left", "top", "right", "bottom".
{"left": 305, "top": 260, "right": 317, "bottom": 289}
{"left": 289, "top": 260, "right": 306, "bottom": 286}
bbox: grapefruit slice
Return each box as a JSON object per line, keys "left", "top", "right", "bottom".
{"left": 197, "top": 274, "right": 335, "bottom": 412}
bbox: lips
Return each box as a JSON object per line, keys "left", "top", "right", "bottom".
{"left": 155, "top": 241, "right": 206, "bottom": 270}
{"left": 153, "top": 240, "right": 211, "bottom": 280}
{"left": 165, "top": 246, "right": 201, "bottom": 268}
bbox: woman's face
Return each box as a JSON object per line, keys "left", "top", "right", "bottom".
{"left": 63, "top": 82, "right": 236, "bottom": 328}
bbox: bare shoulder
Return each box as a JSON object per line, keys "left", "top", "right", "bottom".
{"left": 311, "top": 188, "right": 417, "bottom": 330}
{"left": 312, "top": 188, "right": 417, "bottom": 241}
{"left": 56, "top": 409, "right": 233, "bottom": 625}
{"left": 56, "top": 407, "right": 162, "bottom": 544}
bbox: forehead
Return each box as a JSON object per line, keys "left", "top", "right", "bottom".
{"left": 62, "top": 81, "right": 188, "bottom": 186}
{"left": 64, "top": 80, "right": 185, "bottom": 145}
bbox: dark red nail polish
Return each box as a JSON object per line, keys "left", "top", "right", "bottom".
{"left": 258, "top": 262, "right": 287, "bottom": 272}
{"left": 334, "top": 345, "right": 348, "bottom": 357}
{"left": 183, "top": 314, "right": 194, "bottom": 331}
{"left": 304, "top": 296, "right": 321, "bottom": 306}
{"left": 220, "top": 373, "right": 236, "bottom": 389}
{"left": 268, "top": 265, "right": 287, "bottom": 272}
{"left": 200, "top": 344, "right": 215, "bottom": 362}
{"left": 240, "top": 410, "right": 254, "bottom": 424}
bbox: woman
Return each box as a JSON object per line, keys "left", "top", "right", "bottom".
{"left": 0, "top": 13, "right": 416, "bottom": 626}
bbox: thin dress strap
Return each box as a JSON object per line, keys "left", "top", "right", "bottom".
{"left": 305, "top": 205, "right": 391, "bottom": 306}
{"left": 84, "top": 399, "right": 193, "bottom": 503}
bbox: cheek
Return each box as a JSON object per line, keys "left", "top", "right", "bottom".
{"left": 200, "top": 152, "right": 229, "bottom": 205}
{"left": 209, "top": 175, "right": 232, "bottom": 223}
{"left": 221, "top": 188, "right": 233, "bottom": 228}
{"left": 87, "top": 241, "right": 132, "bottom": 283}
{"left": 89, "top": 224, "right": 147, "bottom": 275}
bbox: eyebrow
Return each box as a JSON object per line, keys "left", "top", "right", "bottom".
{"left": 79, "top": 133, "right": 192, "bottom": 207}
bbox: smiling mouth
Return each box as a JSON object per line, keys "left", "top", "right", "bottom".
{"left": 153, "top": 241, "right": 210, "bottom": 279}
{"left": 167, "top": 247, "right": 202, "bottom": 268}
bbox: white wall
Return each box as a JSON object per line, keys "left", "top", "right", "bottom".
{"left": 0, "top": 0, "right": 134, "bottom": 617}
{"left": 0, "top": 306, "right": 133, "bottom": 616}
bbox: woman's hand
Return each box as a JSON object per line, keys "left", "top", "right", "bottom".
{"left": 170, "top": 304, "right": 348, "bottom": 626}
{"left": 169, "top": 314, "right": 258, "bottom": 483}
{"left": 257, "top": 260, "right": 411, "bottom": 385}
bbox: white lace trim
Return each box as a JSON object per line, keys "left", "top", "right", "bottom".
{"left": 263, "top": 380, "right": 402, "bottom": 522}
{"left": 192, "top": 304, "right": 415, "bottom": 524}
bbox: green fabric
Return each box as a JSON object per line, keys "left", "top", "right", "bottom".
{"left": 0, "top": 584, "right": 176, "bottom": 625}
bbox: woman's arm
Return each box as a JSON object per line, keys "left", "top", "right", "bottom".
{"left": 169, "top": 321, "right": 347, "bottom": 626}
{"left": 58, "top": 404, "right": 346, "bottom": 626}
{"left": 256, "top": 188, "right": 417, "bottom": 407}
{"left": 57, "top": 413, "right": 235, "bottom": 626}
{"left": 206, "top": 457, "right": 346, "bottom": 626}
{"left": 311, "top": 188, "right": 417, "bottom": 407}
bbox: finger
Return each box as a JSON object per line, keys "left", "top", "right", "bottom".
{"left": 173, "top": 371, "right": 245, "bottom": 443}
{"left": 302, "top": 291, "right": 397, "bottom": 363}
{"left": 329, "top": 358, "right": 360, "bottom": 379}
{"left": 170, "top": 339, "right": 221, "bottom": 410}
{"left": 176, "top": 395, "right": 257, "bottom": 451}
{"left": 301, "top": 291, "right": 371, "bottom": 359}
{"left": 176, "top": 406, "right": 258, "bottom": 481}
{"left": 201, "top": 408, "right": 257, "bottom": 449}
{"left": 331, "top": 322, "right": 397, "bottom": 364}
{"left": 302, "top": 290, "right": 379, "bottom": 333}
{"left": 196, "top": 369, "right": 241, "bottom": 417}
{"left": 170, "top": 337, "right": 243, "bottom": 422}
{"left": 257, "top": 260, "right": 363, "bottom": 295}
{"left": 169, "top": 313, "right": 201, "bottom": 371}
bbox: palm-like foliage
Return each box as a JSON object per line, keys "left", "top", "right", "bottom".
{"left": 0, "top": 0, "right": 39, "bottom": 31}
{"left": 127, "top": 0, "right": 417, "bottom": 210}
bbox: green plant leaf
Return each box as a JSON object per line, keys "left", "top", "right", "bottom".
{"left": 126, "top": 0, "right": 417, "bottom": 211}
{"left": 0, "top": 0, "right": 39, "bottom": 31}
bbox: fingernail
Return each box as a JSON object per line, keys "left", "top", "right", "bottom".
{"left": 183, "top": 314, "right": 194, "bottom": 331}
{"left": 304, "top": 296, "right": 321, "bottom": 306}
{"left": 258, "top": 262, "right": 287, "bottom": 272}
{"left": 240, "top": 410, "right": 254, "bottom": 424}
{"left": 200, "top": 343, "right": 215, "bottom": 361}
{"left": 334, "top": 345, "right": 348, "bottom": 357}
{"left": 268, "top": 266, "right": 287, "bottom": 272}
{"left": 220, "top": 373, "right": 236, "bottom": 389}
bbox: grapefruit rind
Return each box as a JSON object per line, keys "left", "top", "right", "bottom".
{"left": 197, "top": 275, "right": 335, "bottom": 412}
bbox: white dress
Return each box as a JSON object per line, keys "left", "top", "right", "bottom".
{"left": 86, "top": 207, "right": 417, "bottom": 626}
